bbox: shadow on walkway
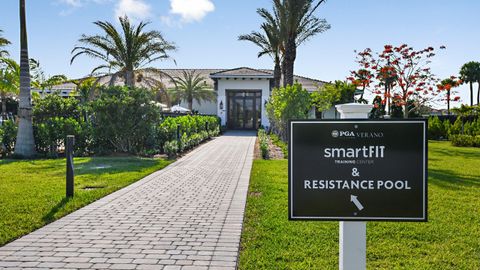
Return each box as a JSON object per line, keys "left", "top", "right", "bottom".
{"left": 221, "top": 130, "right": 257, "bottom": 137}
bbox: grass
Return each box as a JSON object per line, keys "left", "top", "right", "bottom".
{"left": 0, "top": 157, "right": 172, "bottom": 246}
{"left": 239, "top": 141, "right": 480, "bottom": 269}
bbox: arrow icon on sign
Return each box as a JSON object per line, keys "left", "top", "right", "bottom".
{"left": 350, "top": 195, "right": 364, "bottom": 211}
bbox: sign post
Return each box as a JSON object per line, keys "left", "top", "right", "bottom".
{"left": 66, "top": 135, "right": 75, "bottom": 198}
{"left": 336, "top": 104, "right": 371, "bottom": 270}
{"left": 288, "top": 103, "right": 427, "bottom": 270}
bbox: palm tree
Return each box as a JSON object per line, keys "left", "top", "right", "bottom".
{"left": 271, "top": 0, "right": 330, "bottom": 86}
{"left": 71, "top": 16, "right": 176, "bottom": 89}
{"left": 0, "top": 58, "right": 20, "bottom": 115}
{"left": 0, "top": 29, "right": 11, "bottom": 57}
{"left": 239, "top": 11, "right": 282, "bottom": 88}
{"left": 459, "top": 61, "right": 480, "bottom": 106}
{"left": 438, "top": 78, "right": 460, "bottom": 115}
{"left": 14, "top": 0, "right": 36, "bottom": 157}
{"left": 169, "top": 70, "right": 216, "bottom": 111}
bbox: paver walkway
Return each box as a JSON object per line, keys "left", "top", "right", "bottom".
{"left": 0, "top": 131, "right": 256, "bottom": 270}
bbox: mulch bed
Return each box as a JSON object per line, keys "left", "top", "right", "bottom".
{"left": 254, "top": 137, "right": 285, "bottom": 160}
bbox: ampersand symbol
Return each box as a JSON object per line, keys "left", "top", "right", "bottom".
{"left": 352, "top": 168, "right": 360, "bottom": 177}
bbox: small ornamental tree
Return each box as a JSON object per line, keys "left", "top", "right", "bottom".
{"left": 349, "top": 44, "right": 443, "bottom": 118}
{"left": 311, "top": 81, "right": 356, "bottom": 112}
{"left": 437, "top": 76, "right": 462, "bottom": 115}
{"left": 266, "top": 83, "right": 311, "bottom": 141}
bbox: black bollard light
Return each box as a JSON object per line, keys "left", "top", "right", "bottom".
{"left": 66, "top": 135, "right": 75, "bottom": 197}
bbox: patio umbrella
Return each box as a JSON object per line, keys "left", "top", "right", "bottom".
{"left": 171, "top": 105, "right": 190, "bottom": 113}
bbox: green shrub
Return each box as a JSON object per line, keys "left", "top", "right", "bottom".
{"left": 33, "top": 94, "right": 89, "bottom": 156}
{"left": 157, "top": 115, "right": 220, "bottom": 153}
{"left": 266, "top": 83, "right": 311, "bottom": 141}
{"left": 33, "top": 94, "right": 81, "bottom": 122}
{"left": 0, "top": 120, "right": 17, "bottom": 154}
{"left": 464, "top": 118, "right": 480, "bottom": 136}
{"left": 164, "top": 140, "right": 178, "bottom": 157}
{"left": 428, "top": 116, "right": 446, "bottom": 140}
{"left": 450, "top": 134, "right": 480, "bottom": 147}
{"left": 449, "top": 117, "right": 463, "bottom": 137}
{"left": 34, "top": 117, "right": 84, "bottom": 157}
{"left": 90, "top": 87, "right": 161, "bottom": 154}
{"left": 258, "top": 129, "right": 269, "bottom": 159}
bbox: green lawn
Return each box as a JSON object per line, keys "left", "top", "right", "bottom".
{"left": 239, "top": 141, "right": 480, "bottom": 269}
{"left": 0, "top": 157, "right": 172, "bottom": 246}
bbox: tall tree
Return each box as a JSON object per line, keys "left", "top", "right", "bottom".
{"left": 239, "top": 10, "right": 282, "bottom": 88}
{"left": 169, "top": 70, "right": 216, "bottom": 111}
{"left": 0, "top": 29, "right": 11, "bottom": 57}
{"left": 71, "top": 16, "right": 176, "bottom": 89}
{"left": 14, "top": 0, "right": 36, "bottom": 157}
{"left": 272, "top": 0, "right": 330, "bottom": 86}
{"left": 459, "top": 61, "right": 480, "bottom": 106}
{"left": 352, "top": 45, "right": 442, "bottom": 118}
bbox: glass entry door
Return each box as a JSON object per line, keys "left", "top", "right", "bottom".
{"left": 227, "top": 91, "right": 262, "bottom": 129}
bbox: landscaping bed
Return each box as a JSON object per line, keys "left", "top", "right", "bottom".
{"left": 239, "top": 141, "right": 480, "bottom": 269}
{"left": 0, "top": 157, "right": 172, "bottom": 246}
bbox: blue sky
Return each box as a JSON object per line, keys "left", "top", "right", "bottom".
{"left": 1, "top": 0, "right": 479, "bottom": 107}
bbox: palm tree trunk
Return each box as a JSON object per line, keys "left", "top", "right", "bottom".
{"left": 188, "top": 98, "right": 193, "bottom": 111}
{"left": 477, "top": 82, "right": 480, "bottom": 105}
{"left": 282, "top": 37, "right": 296, "bottom": 87}
{"left": 1, "top": 93, "right": 6, "bottom": 115}
{"left": 14, "top": 0, "right": 36, "bottom": 158}
{"left": 447, "top": 90, "right": 450, "bottom": 115}
{"left": 273, "top": 56, "right": 281, "bottom": 89}
{"left": 470, "top": 82, "right": 473, "bottom": 106}
{"left": 125, "top": 70, "right": 135, "bottom": 88}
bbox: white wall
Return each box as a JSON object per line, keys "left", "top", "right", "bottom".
{"left": 216, "top": 78, "right": 271, "bottom": 128}
{"left": 179, "top": 100, "right": 217, "bottom": 115}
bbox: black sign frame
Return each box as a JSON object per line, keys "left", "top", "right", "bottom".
{"left": 288, "top": 119, "right": 428, "bottom": 222}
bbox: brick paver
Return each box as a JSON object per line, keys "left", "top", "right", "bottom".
{"left": 0, "top": 131, "right": 256, "bottom": 269}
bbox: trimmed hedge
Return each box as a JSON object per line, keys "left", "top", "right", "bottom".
{"left": 428, "top": 116, "right": 480, "bottom": 140}
{"left": 1, "top": 87, "right": 221, "bottom": 158}
{"left": 451, "top": 135, "right": 480, "bottom": 147}
{"left": 159, "top": 115, "right": 220, "bottom": 157}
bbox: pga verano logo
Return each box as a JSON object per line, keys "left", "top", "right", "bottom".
{"left": 331, "top": 130, "right": 355, "bottom": 138}
{"left": 331, "top": 129, "right": 384, "bottom": 139}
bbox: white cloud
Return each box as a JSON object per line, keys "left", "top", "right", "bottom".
{"left": 59, "top": 0, "right": 83, "bottom": 7}
{"left": 115, "top": 0, "right": 151, "bottom": 20}
{"left": 169, "top": 0, "right": 215, "bottom": 23}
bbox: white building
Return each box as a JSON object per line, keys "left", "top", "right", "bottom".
{"left": 45, "top": 67, "right": 328, "bottom": 130}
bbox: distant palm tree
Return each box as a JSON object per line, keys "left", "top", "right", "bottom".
{"left": 0, "top": 58, "right": 20, "bottom": 114}
{"left": 169, "top": 70, "right": 216, "bottom": 111}
{"left": 0, "top": 29, "right": 11, "bottom": 57}
{"left": 459, "top": 61, "right": 480, "bottom": 106}
{"left": 438, "top": 78, "right": 460, "bottom": 115}
{"left": 239, "top": 11, "right": 282, "bottom": 88}
{"left": 14, "top": 0, "right": 36, "bottom": 157}
{"left": 71, "top": 16, "right": 176, "bottom": 89}
{"left": 271, "top": 0, "right": 330, "bottom": 86}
